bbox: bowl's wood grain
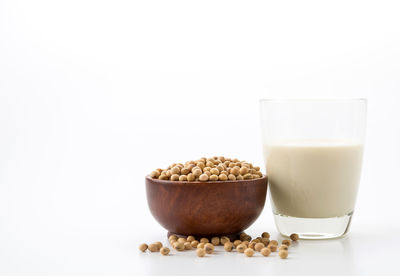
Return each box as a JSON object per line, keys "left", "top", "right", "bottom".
{"left": 145, "top": 176, "right": 268, "bottom": 236}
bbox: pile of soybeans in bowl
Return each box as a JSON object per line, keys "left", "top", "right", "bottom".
{"left": 149, "top": 156, "right": 264, "bottom": 182}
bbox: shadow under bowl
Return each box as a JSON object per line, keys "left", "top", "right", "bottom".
{"left": 145, "top": 175, "right": 268, "bottom": 237}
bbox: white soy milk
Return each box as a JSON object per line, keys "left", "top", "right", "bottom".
{"left": 263, "top": 140, "right": 364, "bottom": 218}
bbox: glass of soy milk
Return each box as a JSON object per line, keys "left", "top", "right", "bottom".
{"left": 260, "top": 99, "right": 367, "bottom": 239}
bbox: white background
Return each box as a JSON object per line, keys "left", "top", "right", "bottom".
{"left": 1, "top": 0, "right": 400, "bottom": 275}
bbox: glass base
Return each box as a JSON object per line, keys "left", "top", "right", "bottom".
{"left": 273, "top": 212, "right": 353, "bottom": 239}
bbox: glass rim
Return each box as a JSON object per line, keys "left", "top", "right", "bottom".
{"left": 259, "top": 98, "right": 367, "bottom": 103}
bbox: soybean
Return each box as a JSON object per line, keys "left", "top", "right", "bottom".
{"left": 255, "top": 242, "right": 265, "bottom": 252}
{"left": 204, "top": 243, "right": 214, "bottom": 254}
{"left": 261, "top": 247, "right": 271, "bottom": 256}
{"left": 197, "top": 248, "right": 206, "bottom": 257}
{"left": 279, "top": 250, "right": 288, "bottom": 259}
{"left": 224, "top": 242, "right": 233, "bottom": 252}
{"left": 211, "top": 237, "right": 220, "bottom": 246}
{"left": 244, "top": 248, "right": 254, "bottom": 257}
{"left": 160, "top": 247, "right": 170, "bottom": 255}
{"left": 290, "top": 233, "right": 299, "bottom": 241}
{"left": 282, "top": 239, "right": 292, "bottom": 246}
{"left": 191, "top": 240, "right": 199, "bottom": 248}
{"left": 139, "top": 243, "right": 148, "bottom": 252}
{"left": 236, "top": 244, "right": 247, "bottom": 253}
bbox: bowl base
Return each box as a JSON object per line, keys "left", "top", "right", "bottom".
{"left": 167, "top": 231, "right": 243, "bottom": 241}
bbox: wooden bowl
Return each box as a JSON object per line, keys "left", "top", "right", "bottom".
{"left": 145, "top": 175, "right": 268, "bottom": 237}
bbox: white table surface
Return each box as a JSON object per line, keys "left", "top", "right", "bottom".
{"left": 1, "top": 204, "right": 398, "bottom": 276}
{"left": 134, "top": 225, "right": 399, "bottom": 276}
{"left": 139, "top": 229, "right": 396, "bottom": 276}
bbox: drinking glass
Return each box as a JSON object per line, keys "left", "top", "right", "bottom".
{"left": 260, "top": 99, "right": 367, "bottom": 239}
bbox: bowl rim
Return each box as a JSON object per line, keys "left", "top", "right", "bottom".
{"left": 145, "top": 175, "right": 267, "bottom": 185}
